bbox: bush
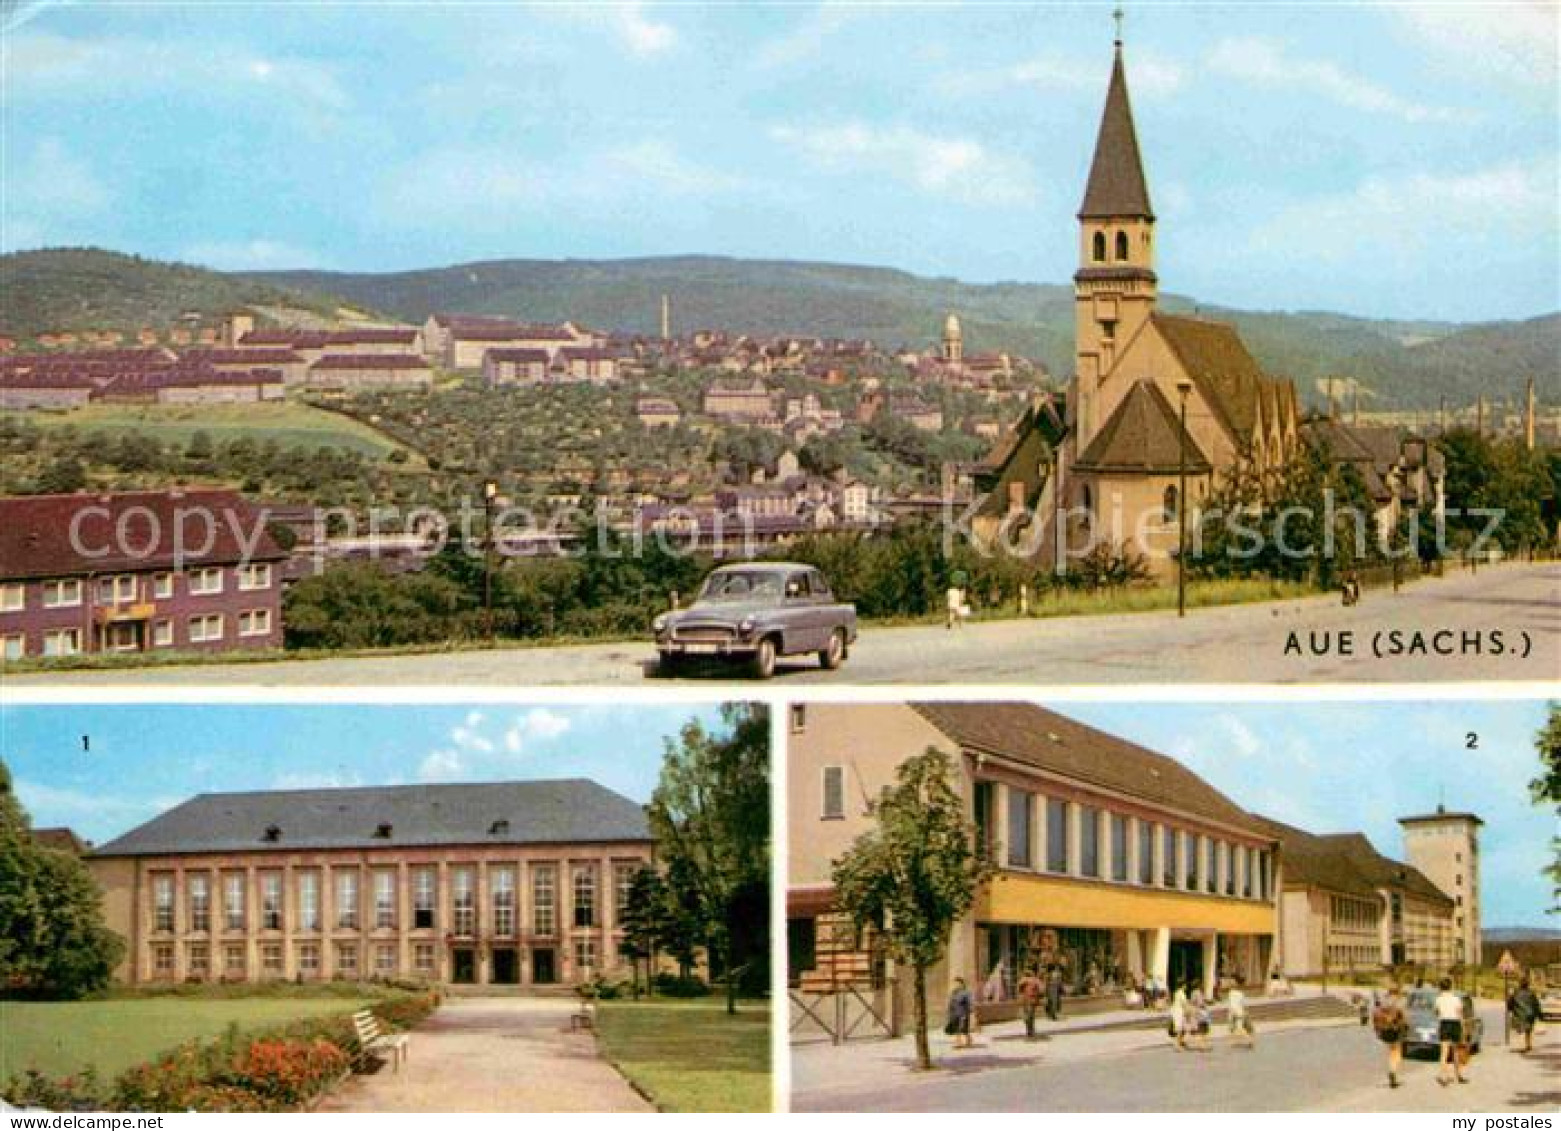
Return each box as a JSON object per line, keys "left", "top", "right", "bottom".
{"left": 229, "top": 1039, "right": 349, "bottom": 1107}
{"left": 652, "top": 973, "right": 711, "bottom": 998}
{"left": 2, "top": 1067, "right": 104, "bottom": 1111}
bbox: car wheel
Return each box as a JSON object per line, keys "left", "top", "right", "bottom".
{"left": 751, "top": 637, "right": 777, "bottom": 680}
{"left": 819, "top": 629, "right": 847, "bottom": 670}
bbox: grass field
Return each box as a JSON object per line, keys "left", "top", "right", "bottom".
{"left": 0, "top": 996, "right": 371, "bottom": 1082}
{"left": 594, "top": 1000, "right": 771, "bottom": 1113}
{"left": 4, "top": 402, "right": 419, "bottom": 461}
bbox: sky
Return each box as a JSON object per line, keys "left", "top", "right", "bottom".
{"left": 1, "top": 700, "right": 732, "bottom": 840}
{"left": 2, "top": 2, "right": 1556, "bottom": 323}
{"left": 1059, "top": 698, "right": 1557, "bottom": 929}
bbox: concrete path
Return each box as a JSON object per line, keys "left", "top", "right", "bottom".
{"left": 9, "top": 561, "right": 1555, "bottom": 686}
{"left": 317, "top": 997, "right": 652, "bottom": 1113}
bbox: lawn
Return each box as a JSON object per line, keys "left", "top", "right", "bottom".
{"left": 4, "top": 401, "right": 420, "bottom": 462}
{"left": 594, "top": 1000, "right": 772, "bottom": 1113}
{"left": 0, "top": 995, "right": 372, "bottom": 1082}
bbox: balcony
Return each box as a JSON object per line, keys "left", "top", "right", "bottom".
{"left": 95, "top": 602, "right": 155, "bottom": 624}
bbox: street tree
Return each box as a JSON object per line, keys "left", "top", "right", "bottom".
{"left": 618, "top": 866, "right": 670, "bottom": 997}
{"left": 1530, "top": 702, "right": 1561, "bottom": 909}
{"left": 831, "top": 746, "right": 991, "bottom": 1071}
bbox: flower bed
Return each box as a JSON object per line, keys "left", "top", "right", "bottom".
{"left": 3, "top": 989, "right": 440, "bottom": 1112}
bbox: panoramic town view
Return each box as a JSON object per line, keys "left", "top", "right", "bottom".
{"left": 1, "top": 0, "right": 1557, "bottom": 1118}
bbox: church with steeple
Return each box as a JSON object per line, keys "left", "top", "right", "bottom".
{"left": 975, "top": 24, "right": 1300, "bottom": 572}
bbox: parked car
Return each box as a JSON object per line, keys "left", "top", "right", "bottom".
{"left": 651, "top": 562, "right": 857, "bottom": 679}
{"left": 1539, "top": 985, "right": 1561, "bottom": 1022}
{"left": 1403, "top": 988, "right": 1484, "bottom": 1058}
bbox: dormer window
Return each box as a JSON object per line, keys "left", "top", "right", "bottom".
{"left": 373, "top": 822, "right": 393, "bottom": 839}
{"left": 1092, "top": 232, "right": 1106, "bottom": 262}
{"left": 1115, "top": 231, "right": 1130, "bottom": 261}
{"left": 262, "top": 824, "right": 281, "bottom": 843}
{"left": 489, "top": 819, "right": 510, "bottom": 836}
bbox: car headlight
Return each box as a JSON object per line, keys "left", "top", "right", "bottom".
{"left": 652, "top": 615, "right": 668, "bottom": 633}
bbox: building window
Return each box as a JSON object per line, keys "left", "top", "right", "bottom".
{"left": 374, "top": 871, "right": 396, "bottom": 929}
{"left": 821, "top": 766, "right": 844, "bottom": 820}
{"left": 189, "top": 568, "right": 224, "bottom": 596}
{"left": 1079, "top": 806, "right": 1101, "bottom": 878}
{"left": 413, "top": 868, "right": 436, "bottom": 929}
{"left": 224, "top": 944, "right": 245, "bottom": 976}
{"left": 1205, "top": 839, "right": 1218, "bottom": 894}
{"left": 298, "top": 871, "right": 320, "bottom": 932}
{"left": 533, "top": 866, "right": 557, "bottom": 935}
{"left": 1115, "top": 230, "right": 1130, "bottom": 261}
{"left": 1046, "top": 798, "right": 1069, "bottom": 873}
{"left": 790, "top": 704, "right": 807, "bottom": 732}
{"left": 224, "top": 873, "right": 245, "bottom": 931}
{"left": 297, "top": 943, "right": 320, "bottom": 977}
{"left": 153, "top": 874, "right": 175, "bottom": 933}
{"left": 42, "top": 628, "right": 81, "bottom": 657}
{"left": 97, "top": 575, "right": 135, "bottom": 604}
{"left": 152, "top": 943, "right": 175, "bottom": 978}
{"left": 1163, "top": 485, "right": 1179, "bottom": 524}
{"left": 492, "top": 867, "right": 516, "bottom": 936}
{"left": 42, "top": 580, "right": 82, "bottom": 608}
{"left": 1185, "top": 834, "right": 1201, "bottom": 891}
{"left": 152, "top": 619, "right": 174, "bottom": 647}
{"left": 574, "top": 937, "right": 597, "bottom": 975}
{"left": 153, "top": 573, "right": 174, "bottom": 599}
{"left": 414, "top": 943, "right": 436, "bottom": 977}
{"left": 239, "top": 609, "right": 272, "bottom": 637}
{"left": 336, "top": 870, "right": 359, "bottom": 930}
{"left": 572, "top": 865, "right": 596, "bottom": 929}
{"left": 1111, "top": 814, "right": 1129, "bottom": 882}
{"left": 1008, "top": 789, "right": 1032, "bottom": 868}
{"left": 2, "top": 634, "right": 24, "bottom": 662}
{"left": 1163, "top": 826, "right": 1178, "bottom": 887}
{"left": 188, "top": 614, "right": 224, "bottom": 643}
{"left": 1139, "top": 821, "right": 1155, "bottom": 885}
{"left": 335, "top": 943, "right": 359, "bottom": 978}
{"left": 0, "top": 583, "right": 24, "bottom": 612}
{"left": 261, "top": 943, "right": 284, "bottom": 978}
{"left": 1257, "top": 850, "right": 1270, "bottom": 901}
{"left": 261, "top": 872, "right": 283, "bottom": 930}
{"left": 1092, "top": 231, "right": 1106, "bottom": 262}
{"left": 239, "top": 563, "right": 273, "bottom": 591}
{"left": 1224, "top": 844, "right": 1236, "bottom": 895}
{"left": 375, "top": 944, "right": 397, "bottom": 976}
{"left": 188, "top": 943, "right": 210, "bottom": 978}
{"left": 614, "top": 864, "right": 637, "bottom": 923}
{"left": 189, "top": 874, "right": 210, "bottom": 932}
{"left": 452, "top": 868, "right": 476, "bottom": 936}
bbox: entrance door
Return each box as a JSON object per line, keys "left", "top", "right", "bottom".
{"left": 451, "top": 947, "right": 477, "bottom": 984}
{"left": 1168, "top": 940, "right": 1204, "bottom": 992}
{"left": 492, "top": 947, "right": 519, "bottom": 985}
{"left": 532, "top": 947, "right": 556, "bottom": 985}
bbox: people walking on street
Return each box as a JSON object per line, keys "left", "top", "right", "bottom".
{"left": 1372, "top": 983, "right": 1408, "bottom": 1088}
{"left": 1044, "top": 963, "right": 1065, "bottom": 1022}
{"left": 1226, "top": 982, "right": 1255, "bottom": 1048}
{"left": 1017, "top": 967, "right": 1044, "bottom": 1040}
{"left": 1170, "top": 983, "right": 1189, "bottom": 1051}
{"left": 1508, "top": 978, "right": 1541, "bottom": 1054}
{"left": 1189, "top": 985, "right": 1212, "bottom": 1049}
{"left": 946, "top": 977, "right": 974, "bottom": 1050}
{"left": 1434, "top": 978, "right": 1468, "bottom": 1085}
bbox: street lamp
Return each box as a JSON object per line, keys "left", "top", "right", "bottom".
{"left": 1176, "top": 377, "right": 1193, "bottom": 618}
{"left": 482, "top": 478, "right": 499, "bottom": 642}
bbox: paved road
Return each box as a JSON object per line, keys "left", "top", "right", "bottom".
{"left": 316, "top": 997, "right": 651, "bottom": 1113}
{"left": 10, "top": 562, "right": 1556, "bottom": 687}
{"left": 794, "top": 1002, "right": 1556, "bottom": 1112}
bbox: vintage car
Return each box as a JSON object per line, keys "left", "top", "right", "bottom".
{"left": 651, "top": 562, "right": 857, "bottom": 678}
{"left": 1403, "top": 988, "right": 1484, "bottom": 1058}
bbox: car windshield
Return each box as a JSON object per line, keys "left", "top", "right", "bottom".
{"left": 1406, "top": 990, "right": 1445, "bottom": 1016}
{"left": 698, "top": 570, "right": 784, "bottom": 603}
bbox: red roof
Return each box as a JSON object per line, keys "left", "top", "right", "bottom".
{"left": 182, "top": 348, "right": 302, "bottom": 364}
{"left": 486, "top": 348, "right": 552, "bottom": 364}
{"left": 309, "top": 354, "right": 431, "bottom": 370}
{"left": 0, "top": 489, "right": 288, "bottom": 580}
{"left": 324, "top": 328, "right": 419, "bottom": 345}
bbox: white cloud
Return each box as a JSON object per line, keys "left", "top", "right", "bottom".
{"left": 272, "top": 770, "right": 363, "bottom": 790}
{"left": 181, "top": 239, "right": 325, "bottom": 271}
{"left": 617, "top": 3, "right": 677, "bottom": 57}
{"left": 769, "top": 122, "right": 1037, "bottom": 207}
{"left": 1395, "top": 2, "right": 1557, "bottom": 88}
{"left": 450, "top": 722, "right": 495, "bottom": 755}
{"left": 1207, "top": 36, "right": 1472, "bottom": 124}
{"left": 418, "top": 748, "right": 464, "bottom": 781}
{"left": 937, "top": 50, "right": 1185, "bottom": 100}
{"left": 1216, "top": 715, "right": 1262, "bottom": 759}
{"left": 519, "top": 708, "right": 572, "bottom": 742}
{"left": 756, "top": 2, "right": 859, "bottom": 70}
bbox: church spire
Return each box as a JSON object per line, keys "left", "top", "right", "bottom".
{"left": 1078, "top": 31, "right": 1154, "bottom": 221}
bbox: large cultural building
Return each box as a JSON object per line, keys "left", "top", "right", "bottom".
{"left": 975, "top": 34, "right": 1300, "bottom": 571}
{"left": 87, "top": 779, "right": 654, "bottom": 988}
{"left": 787, "top": 702, "right": 1282, "bottom": 1032}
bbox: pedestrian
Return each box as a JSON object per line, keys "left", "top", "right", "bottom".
{"left": 946, "top": 976, "right": 974, "bottom": 1049}
{"left": 1190, "top": 985, "right": 1212, "bottom": 1049}
{"left": 1170, "top": 983, "right": 1189, "bottom": 1051}
{"left": 1044, "top": 963, "right": 1065, "bottom": 1022}
{"left": 1434, "top": 978, "right": 1468, "bottom": 1085}
{"left": 1017, "top": 966, "right": 1044, "bottom": 1040}
{"left": 1372, "top": 982, "right": 1408, "bottom": 1089}
{"left": 945, "top": 583, "right": 964, "bottom": 630}
{"left": 1227, "top": 982, "right": 1255, "bottom": 1048}
{"left": 982, "top": 959, "right": 1006, "bottom": 1004}
{"left": 1508, "top": 977, "right": 1542, "bottom": 1055}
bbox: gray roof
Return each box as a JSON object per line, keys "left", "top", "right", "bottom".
{"left": 92, "top": 779, "right": 651, "bottom": 857}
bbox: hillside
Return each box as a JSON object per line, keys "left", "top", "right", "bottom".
{"left": 5, "top": 248, "right": 1555, "bottom": 410}
{"left": 0, "top": 248, "right": 368, "bottom": 337}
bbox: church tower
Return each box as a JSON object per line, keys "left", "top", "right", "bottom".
{"left": 1073, "top": 23, "right": 1157, "bottom": 447}
{"left": 942, "top": 312, "right": 964, "bottom": 363}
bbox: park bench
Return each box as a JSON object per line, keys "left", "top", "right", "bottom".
{"left": 352, "top": 1009, "right": 410, "bottom": 1073}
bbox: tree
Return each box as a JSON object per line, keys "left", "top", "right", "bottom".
{"left": 1530, "top": 703, "right": 1561, "bottom": 910}
{"left": 35, "top": 454, "right": 86, "bottom": 495}
{"left": 618, "top": 866, "right": 670, "bottom": 997}
{"left": 0, "top": 759, "right": 125, "bottom": 999}
{"left": 648, "top": 704, "right": 770, "bottom": 1014}
{"left": 831, "top": 746, "right": 991, "bottom": 1071}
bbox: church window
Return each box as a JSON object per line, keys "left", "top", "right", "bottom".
{"left": 1115, "top": 231, "right": 1130, "bottom": 261}
{"left": 1163, "top": 485, "right": 1179, "bottom": 523}
{"left": 1092, "top": 232, "right": 1106, "bottom": 262}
